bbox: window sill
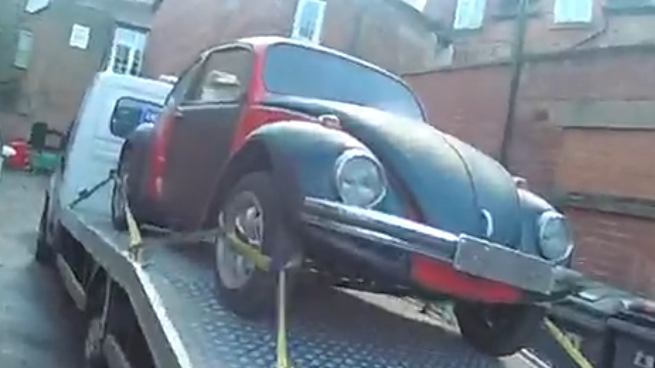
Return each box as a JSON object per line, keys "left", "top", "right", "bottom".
{"left": 450, "top": 26, "right": 484, "bottom": 35}
{"left": 491, "top": 9, "right": 541, "bottom": 21}
{"left": 603, "top": 4, "right": 655, "bottom": 15}
{"left": 549, "top": 21, "right": 595, "bottom": 30}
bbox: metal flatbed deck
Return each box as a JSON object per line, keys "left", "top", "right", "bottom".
{"left": 60, "top": 198, "right": 541, "bottom": 368}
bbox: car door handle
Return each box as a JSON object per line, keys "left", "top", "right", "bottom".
{"left": 173, "top": 108, "right": 184, "bottom": 119}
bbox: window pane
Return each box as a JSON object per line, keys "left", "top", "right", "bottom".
{"left": 108, "top": 27, "right": 148, "bottom": 74}
{"left": 186, "top": 48, "right": 251, "bottom": 103}
{"left": 263, "top": 43, "right": 425, "bottom": 121}
{"left": 554, "top": 0, "right": 593, "bottom": 23}
{"left": 110, "top": 97, "right": 163, "bottom": 138}
{"left": 129, "top": 49, "right": 143, "bottom": 76}
{"left": 453, "top": 0, "right": 487, "bottom": 30}
{"left": 112, "top": 44, "right": 131, "bottom": 74}
{"left": 291, "top": 0, "right": 326, "bottom": 44}
{"left": 14, "top": 30, "right": 34, "bottom": 69}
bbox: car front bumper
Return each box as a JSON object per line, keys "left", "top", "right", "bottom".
{"left": 301, "top": 197, "right": 584, "bottom": 303}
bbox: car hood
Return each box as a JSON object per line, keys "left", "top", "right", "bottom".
{"left": 263, "top": 96, "right": 522, "bottom": 247}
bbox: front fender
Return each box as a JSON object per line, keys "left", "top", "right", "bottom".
{"left": 517, "top": 188, "right": 573, "bottom": 266}
{"left": 206, "top": 121, "right": 369, "bottom": 224}
{"left": 252, "top": 121, "right": 369, "bottom": 200}
{"left": 122, "top": 123, "right": 155, "bottom": 195}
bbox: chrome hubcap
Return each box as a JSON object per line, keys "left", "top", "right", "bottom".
{"left": 216, "top": 191, "right": 264, "bottom": 289}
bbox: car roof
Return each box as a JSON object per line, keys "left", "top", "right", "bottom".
{"left": 225, "top": 36, "right": 410, "bottom": 88}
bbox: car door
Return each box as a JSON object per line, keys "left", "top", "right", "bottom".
{"left": 161, "top": 45, "right": 253, "bottom": 230}
{"left": 45, "top": 119, "right": 76, "bottom": 236}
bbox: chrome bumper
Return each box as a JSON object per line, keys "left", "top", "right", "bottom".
{"left": 301, "top": 198, "right": 582, "bottom": 298}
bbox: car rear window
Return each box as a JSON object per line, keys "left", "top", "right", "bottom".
{"left": 263, "top": 43, "right": 425, "bottom": 121}
{"left": 110, "top": 97, "right": 163, "bottom": 138}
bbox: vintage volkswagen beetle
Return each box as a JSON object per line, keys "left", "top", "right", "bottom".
{"left": 111, "top": 37, "right": 579, "bottom": 357}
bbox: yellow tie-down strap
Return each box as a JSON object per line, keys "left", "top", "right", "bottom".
{"left": 124, "top": 202, "right": 144, "bottom": 263}
{"left": 543, "top": 318, "right": 596, "bottom": 368}
{"left": 124, "top": 202, "right": 594, "bottom": 368}
{"left": 224, "top": 232, "right": 294, "bottom": 368}
{"left": 123, "top": 203, "right": 293, "bottom": 368}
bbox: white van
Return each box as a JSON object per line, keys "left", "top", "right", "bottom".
{"left": 37, "top": 72, "right": 173, "bottom": 257}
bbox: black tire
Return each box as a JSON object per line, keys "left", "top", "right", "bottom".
{"left": 213, "top": 171, "right": 299, "bottom": 319}
{"left": 455, "top": 302, "right": 546, "bottom": 357}
{"left": 110, "top": 152, "right": 131, "bottom": 232}
{"left": 35, "top": 197, "right": 55, "bottom": 265}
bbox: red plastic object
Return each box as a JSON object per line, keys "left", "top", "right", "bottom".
{"left": 6, "top": 139, "right": 30, "bottom": 170}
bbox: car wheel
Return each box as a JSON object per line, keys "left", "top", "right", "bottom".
{"left": 455, "top": 301, "right": 546, "bottom": 357}
{"left": 214, "top": 171, "right": 298, "bottom": 319}
{"left": 35, "top": 197, "right": 54, "bottom": 265}
{"left": 110, "top": 152, "right": 132, "bottom": 232}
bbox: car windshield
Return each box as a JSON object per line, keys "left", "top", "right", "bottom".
{"left": 263, "top": 43, "right": 425, "bottom": 121}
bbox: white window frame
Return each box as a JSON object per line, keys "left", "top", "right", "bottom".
{"left": 290, "top": 0, "right": 327, "bottom": 44}
{"left": 14, "top": 29, "right": 34, "bottom": 69}
{"left": 106, "top": 27, "right": 148, "bottom": 76}
{"left": 401, "top": 0, "right": 428, "bottom": 11}
{"left": 453, "top": 0, "right": 487, "bottom": 30}
{"left": 553, "top": 0, "right": 593, "bottom": 24}
{"left": 24, "top": 0, "right": 50, "bottom": 14}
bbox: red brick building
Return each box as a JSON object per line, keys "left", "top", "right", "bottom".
{"left": 0, "top": 0, "right": 157, "bottom": 139}
{"left": 143, "top": 0, "right": 453, "bottom": 78}
{"left": 403, "top": 0, "right": 655, "bottom": 297}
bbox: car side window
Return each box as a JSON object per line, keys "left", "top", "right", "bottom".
{"left": 186, "top": 47, "right": 252, "bottom": 104}
{"left": 164, "top": 61, "right": 202, "bottom": 108}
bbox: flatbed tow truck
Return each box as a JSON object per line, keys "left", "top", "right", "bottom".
{"left": 51, "top": 177, "right": 548, "bottom": 368}
{"left": 35, "top": 72, "right": 593, "bottom": 368}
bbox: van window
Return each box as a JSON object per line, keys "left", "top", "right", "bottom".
{"left": 110, "top": 97, "right": 163, "bottom": 138}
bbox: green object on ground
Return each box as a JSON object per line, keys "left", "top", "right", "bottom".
{"left": 30, "top": 150, "right": 60, "bottom": 173}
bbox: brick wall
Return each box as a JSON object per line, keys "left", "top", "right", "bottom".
{"left": 405, "top": 64, "right": 511, "bottom": 159}
{"left": 432, "top": 0, "right": 655, "bottom": 66}
{"left": 569, "top": 209, "right": 655, "bottom": 298}
{"left": 0, "top": 0, "right": 24, "bottom": 80}
{"left": 548, "top": 49, "right": 655, "bottom": 199}
{"left": 144, "top": 0, "right": 449, "bottom": 77}
{"left": 405, "top": 46, "right": 655, "bottom": 297}
{"left": 1, "top": 0, "right": 114, "bottom": 140}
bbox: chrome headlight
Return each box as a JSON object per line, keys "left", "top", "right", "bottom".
{"left": 334, "top": 149, "right": 387, "bottom": 208}
{"left": 537, "top": 211, "right": 574, "bottom": 261}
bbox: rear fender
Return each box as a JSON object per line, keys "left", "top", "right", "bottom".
{"left": 203, "top": 121, "right": 368, "bottom": 226}
{"left": 121, "top": 123, "right": 155, "bottom": 197}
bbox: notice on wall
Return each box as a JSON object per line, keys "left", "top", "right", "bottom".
{"left": 69, "top": 24, "right": 90, "bottom": 50}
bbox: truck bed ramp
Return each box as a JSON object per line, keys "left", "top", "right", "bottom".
{"left": 60, "top": 203, "right": 540, "bottom": 368}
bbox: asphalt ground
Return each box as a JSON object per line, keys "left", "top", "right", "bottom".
{"left": 0, "top": 170, "right": 84, "bottom": 368}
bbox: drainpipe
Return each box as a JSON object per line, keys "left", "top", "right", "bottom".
{"left": 499, "top": 0, "right": 529, "bottom": 166}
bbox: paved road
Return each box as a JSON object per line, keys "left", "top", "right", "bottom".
{"left": 0, "top": 171, "right": 84, "bottom": 368}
